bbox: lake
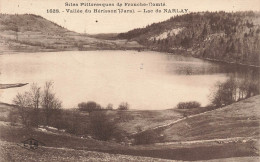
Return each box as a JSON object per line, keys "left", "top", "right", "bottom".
{"left": 0, "top": 50, "right": 258, "bottom": 110}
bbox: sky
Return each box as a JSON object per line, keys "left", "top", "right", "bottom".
{"left": 0, "top": 0, "right": 260, "bottom": 34}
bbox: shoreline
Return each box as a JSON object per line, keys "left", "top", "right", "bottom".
{"left": 1, "top": 49, "right": 259, "bottom": 68}
{"left": 0, "top": 83, "right": 29, "bottom": 89}
{"left": 149, "top": 48, "right": 260, "bottom": 68}
{"left": 202, "top": 57, "right": 260, "bottom": 68}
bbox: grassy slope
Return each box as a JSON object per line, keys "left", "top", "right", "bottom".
{"left": 0, "top": 102, "right": 14, "bottom": 122}
{"left": 106, "top": 110, "right": 182, "bottom": 134}
{"left": 0, "top": 96, "right": 259, "bottom": 161}
{"left": 0, "top": 101, "right": 183, "bottom": 135}
{"left": 0, "top": 14, "right": 142, "bottom": 53}
{"left": 160, "top": 95, "right": 260, "bottom": 142}
{"left": 0, "top": 121, "right": 258, "bottom": 161}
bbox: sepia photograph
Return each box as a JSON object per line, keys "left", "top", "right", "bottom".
{"left": 0, "top": 0, "right": 259, "bottom": 161}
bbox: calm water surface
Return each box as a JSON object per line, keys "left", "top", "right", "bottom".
{"left": 0, "top": 51, "right": 257, "bottom": 109}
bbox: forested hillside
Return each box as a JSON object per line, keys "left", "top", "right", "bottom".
{"left": 118, "top": 11, "right": 260, "bottom": 66}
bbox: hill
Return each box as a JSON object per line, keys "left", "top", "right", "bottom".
{"left": 153, "top": 95, "right": 260, "bottom": 142}
{"left": 118, "top": 11, "right": 260, "bottom": 66}
{"left": 0, "top": 14, "right": 142, "bottom": 53}
{"left": 0, "top": 96, "right": 259, "bottom": 161}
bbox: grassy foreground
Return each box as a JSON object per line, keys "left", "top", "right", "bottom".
{"left": 0, "top": 121, "right": 258, "bottom": 161}
{"left": 160, "top": 95, "right": 260, "bottom": 142}
{"left": 0, "top": 140, "right": 172, "bottom": 162}
{"left": 0, "top": 96, "right": 259, "bottom": 161}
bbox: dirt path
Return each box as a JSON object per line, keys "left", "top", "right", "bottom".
{"left": 155, "top": 136, "right": 258, "bottom": 145}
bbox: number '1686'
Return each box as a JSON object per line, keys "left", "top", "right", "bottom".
{"left": 47, "top": 9, "right": 60, "bottom": 13}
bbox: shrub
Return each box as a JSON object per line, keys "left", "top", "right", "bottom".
{"left": 210, "top": 76, "right": 259, "bottom": 107}
{"left": 89, "top": 112, "right": 117, "bottom": 141}
{"left": 112, "top": 128, "right": 128, "bottom": 143}
{"left": 210, "top": 78, "right": 237, "bottom": 107}
{"left": 78, "top": 101, "right": 101, "bottom": 113}
{"left": 106, "top": 103, "right": 113, "bottom": 110}
{"left": 118, "top": 102, "right": 129, "bottom": 110}
{"left": 7, "top": 110, "right": 19, "bottom": 124}
{"left": 51, "top": 110, "right": 88, "bottom": 135}
{"left": 133, "top": 130, "right": 163, "bottom": 145}
{"left": 176, "top": 101, "right": 201, "bottom": 109}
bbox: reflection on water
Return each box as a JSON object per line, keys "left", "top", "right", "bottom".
{"left": 0, "top": 51, "right": 259, "bottom": 110}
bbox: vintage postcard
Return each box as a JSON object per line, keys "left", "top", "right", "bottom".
{"left": 0, "top": 0, "right": 259, "bottom": 161}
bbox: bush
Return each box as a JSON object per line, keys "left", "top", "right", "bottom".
{"left": 89, "top": 112, "right": 117, "bottom": 141}
{"left": 8, "top": 110, "right": 19, "bottom": 125}
{"left": 133, "top": 130, "right": 163, "bottom": 145}
{"left": 210, "top": 78, "right": 237, "bottom": 107}
{"left": 78, "top": 101, "right": 101, "bottom": 113}
{"left": 52, "top": 110, "right": 89, "bottom": 135}
{"left": 176, "top": 101, "right": 201, "bottom": 109}
{"left": 118, "top": 102, "right": 129, "bottom": 110}
{"left": 106, "top": 103, "right": 113, "bottom": 110}
{"left": 210, "top": 76, "right": 260, "bottom": 107}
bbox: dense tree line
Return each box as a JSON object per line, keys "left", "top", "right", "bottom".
{"left": 118, "top": 11, "right": 260, "bottom": 66}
